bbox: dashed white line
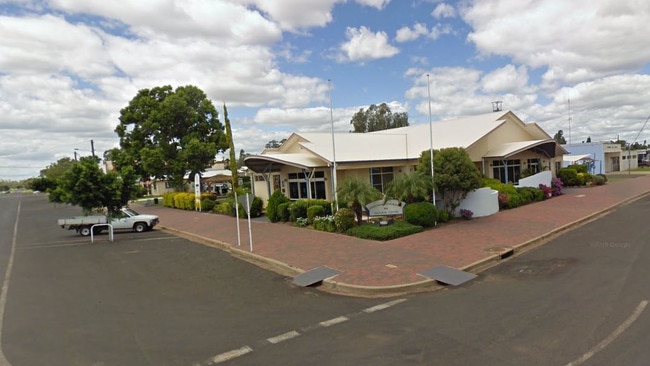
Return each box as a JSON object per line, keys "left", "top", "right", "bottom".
{"left": 363, "top": 298, "right": 407, "bottom": 313}
{"left": 319, "top": 316, "right": 349, "bottom": 327}
{"left": 208, "top": 346, "right": 253, "bottom": 364}
{"left": 565, "top": 300, "right": 648, "bottom": 366}
{"left": 267, "top": 330, "right": 301, "bottom": 344}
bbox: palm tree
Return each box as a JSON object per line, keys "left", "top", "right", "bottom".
{"left": 383, "top": 172, "right": 432, "bottom": 204}
{"left": 336, "top": 176, "right": 382, "bottom": 225}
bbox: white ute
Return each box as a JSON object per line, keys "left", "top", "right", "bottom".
{"left": 58, "top": 207, "right": 160, "bottom": 236}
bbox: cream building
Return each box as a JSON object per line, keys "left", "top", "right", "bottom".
{"left": 244, "top": 110, "right": 568, "bottom": 204}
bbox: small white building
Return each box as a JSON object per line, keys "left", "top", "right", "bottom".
{"left": 562, "top": 142, "right": 638, "bottom": 173}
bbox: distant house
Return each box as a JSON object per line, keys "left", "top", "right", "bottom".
{"left": 245, "top": 110, "right": 568, "bottom": 205}
{"left": 562, "top": 142, "right": 639, "bottom": 174}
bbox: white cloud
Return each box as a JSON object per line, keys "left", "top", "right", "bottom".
{"left": 462, "top": 0, "right": 650, "bottom": 88}
{"left": 432, "top": 3, "right": 456, "bottom": 19}
{"left": 395, "top": 22, "right": 451, "bottom": 42}
{"left": 354, "top": 0, "right": 391, "bottom": 10}
{"left": 481, "top": 64, "right": 530, "bottom": 94}
{"left": 338, "top": 26, "right": 399, "bottom": 62}
{"left": 242, "top": 0, "right": 341, "bottom": 31}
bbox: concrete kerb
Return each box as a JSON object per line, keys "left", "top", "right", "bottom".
{"left": 155, "top": 188, "right": 650, "bottom": 298}
{"left": 462, "top": 189, "right": 650, "bottom": 274}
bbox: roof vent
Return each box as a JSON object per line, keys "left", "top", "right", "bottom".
{"left": 492, "top": 101, "right": 503, "bottom": 112}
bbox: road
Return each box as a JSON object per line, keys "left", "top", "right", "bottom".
{"left": 1, "top": 193, "right": 649, "bottom": 365}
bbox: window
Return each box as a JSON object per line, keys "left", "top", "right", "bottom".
{"left": 492, "top": 160, "right": 521, "bottom": 184}
{"left": 370, "top": 167, "right": 393, "bottom": 193}
{"left": 287, "top": 171, "right": 326, "bottom": 199}
{"left": 527, "top": 158, "right": 541, "bottom": 174}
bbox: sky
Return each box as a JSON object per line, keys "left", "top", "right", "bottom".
{"left": 1, "top": 0, "right": 650, "bottom": 181}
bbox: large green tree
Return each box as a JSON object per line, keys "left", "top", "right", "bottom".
{"left": 49, "top": 157, "right": 141, "bottom": 216}
{"left": 113, "top": 85, "right": 227, "bottom": 189}
{"left": 418, "top": 147, "right": 482, "bottom": 216}
{"left": 350, "top": 103, "right": 409, "bottom": 133}
{"left": 336, "top": 176, "right": 382, "bottom": 225}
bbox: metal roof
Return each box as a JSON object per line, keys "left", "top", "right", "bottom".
{"left": 484, "top": 139, "right": 558, "bottom": 158}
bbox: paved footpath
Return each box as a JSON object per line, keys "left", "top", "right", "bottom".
{"left": 136, "top": 174, "right": 650, "bottom": 296}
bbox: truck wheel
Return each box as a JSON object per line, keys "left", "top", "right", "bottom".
{"left": 134, "top": 222, "right": 147, "bottom": 233}
{"left": 79, "top": 226, "right": 91, "bottom": 236}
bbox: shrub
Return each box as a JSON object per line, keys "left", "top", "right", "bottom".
{"left": 558, "top": 168, "right": 580, "bottom": 186}
{"left": 437, "top": 210, "right": 450, "bottom": 223}
{"left": 538, "top": 184, "right": 552, "bottom": 199}
{"left": 460, "top": 209, "right": 473, "bottom": 220}
{"left": 235, "top": 196, "right": 263, "bottom": 218}
{"left": 295, "top": 217, "right": 309, "bottom": 227}
{"left": 333, "top": 208, "right": 356, "bottom": 232}
{"left": 597, "top": 173, "right": 608, "bottom": 183}
{"left": 516, "top": 187, "right": 544, "bottom": 204}
{"left": 505, "top": 192, "right": 523, "bottom": 209}
{"left": 551, "top": 177, "right": 563, "bottom": 196}
{"left": 214, "top": 200, "right": 232, "bottom": 215}
{"left": 346, "top": 221, "right": 423, "bottom": 241}
{"left": 289, "top": 200, "right": 308, "bottom": 222}
{"left": 266, "top": 190, "right": 289, "bottom": 223}
{"left": 591, "top": 174, "right": 606, "bottom": 185}
{"left": 307, "top": 205, "right": 325, "bottom": 223}
{"left": 313, "top": 215, "right": 336, "bottom": 232}
{"left": 498, "top": 193, "right": 509, "bottom": 209}
{"left": 403, "top": 202, "right": 437, "bottom": 227}
{"left": 201, "top": 198, "right": 216, "bottom": 212}
{"left": 277, "top": 202, "right": 291, "bottom": 222}
{"left": 572, "top": 164, "right": 589, "bottom": 174}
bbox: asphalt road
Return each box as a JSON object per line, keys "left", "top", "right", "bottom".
{"left": 1, "top": 193, "right": 649, "bottom": 365}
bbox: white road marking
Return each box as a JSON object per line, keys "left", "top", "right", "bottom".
{"left": 565, "top": 300, "right": 648, "bottom": 366}
{"left": 207, "top": 346, "right": 253, "bottom": 364}
{"left": 267, "top": 330, "right": 301, "bottom": 344}
{"left": 0, "top": 202, "right": 19, "bottom": 366}
{"left": 363, "top": 298, "right": 407, "bottom": 313}
{"left": 319, "top": 316, "right": 349, "bottom": 327}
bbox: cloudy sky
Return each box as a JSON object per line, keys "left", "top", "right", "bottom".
{"left": 1, "top": 0, "right": 649, "bottom": 180}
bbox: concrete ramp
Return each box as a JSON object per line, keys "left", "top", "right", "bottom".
{"left": 419, "top": 265, "right": 477, "bottom": 286}
{"left": 293, "top": 266, "right": 341, "bottom": 287}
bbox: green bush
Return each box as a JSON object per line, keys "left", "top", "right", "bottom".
{"left": 307, "top": 205, "right": 325, "bottom": 223}
{"left": 597, "top": 173, "right": 608, "bottom": 183}
{"left": 558, "top": 168, "right": 581, "bottom": 186}
{"left": 201, "top": 198, "right": 216, "bottom": 212}
{"left": 214, "top": 200, "right": 232, "bottom": 215}
{"left": 591, "top": 174, "right": 606, "bottom": 185}
{"left": 277, "top": 202, "right": 291, "bottom": 222}
{"left": 333, "top": 208, "right": 356, "bottom": 232}
{"left": 347, "top": 221, "right": 423, "bottom": 241}
{"left": 505, "top": 192, "right": 523, "bottom": 209}
{"left": 403, "top": 202, "right": 437, "bottom": 227}
{"left": 572, "top": 164, "right": 589, "bottom": 174}
{"left": 307, "top": 199, "right": 332, "bottom": 216}
{"left": 266, "top": 190, "right": 289, "bottom": 223}
{"left": 516, "top": 187, "right": 544, "bottom": 204}
{"left": 289, "top": 200, "right": 308, "bottom": 222}
{"left": 313, "top": 215, "right": 336, "bottom": 232}
{"left": 234, "top": 196, "right": 263, "bottom": 218}
{"left": 437, "top": 210, "right": 450, "bottom": 223}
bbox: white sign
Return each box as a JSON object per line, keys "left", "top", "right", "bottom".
{"left": 365, "top": 199, "right": 405, "bottom": 217}
{"left": 194, "top": 174, "right": 201, "bottom": 211}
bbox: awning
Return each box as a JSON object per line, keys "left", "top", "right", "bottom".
{"left": 563, "top": 154, "right": 593, "bottom": 163}
{"left": 244, "top": 153, "right": 327, "bottom": 173}
{"left": 484, "top": 139, "right": 560, "bottom": 159}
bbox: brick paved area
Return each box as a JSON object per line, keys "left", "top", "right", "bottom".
{"left": 136, "top": 174, "right": 650, "bottom": 295}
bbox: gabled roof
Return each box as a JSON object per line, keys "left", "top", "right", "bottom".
{"left": 244, "top": 110, "right": 564, "bottom": 172}
{"left": 484, "top": 139, "right": 559, "bottom": 158}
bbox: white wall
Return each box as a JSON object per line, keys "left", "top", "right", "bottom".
{"left": 456, "top": 187, "right": 499, "bottom": 218}
{"left": 516, "top": 170, "right": 552, "bottom": 188}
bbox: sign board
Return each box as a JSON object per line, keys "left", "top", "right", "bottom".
{"left": 194, "top": 174, "right": 201, "bottom": 210}
{"left": 237, "top": 194, "right": 255, "bottom": 214}
{"left": 365, "top": 199, "right": 405, "bottom": 217}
